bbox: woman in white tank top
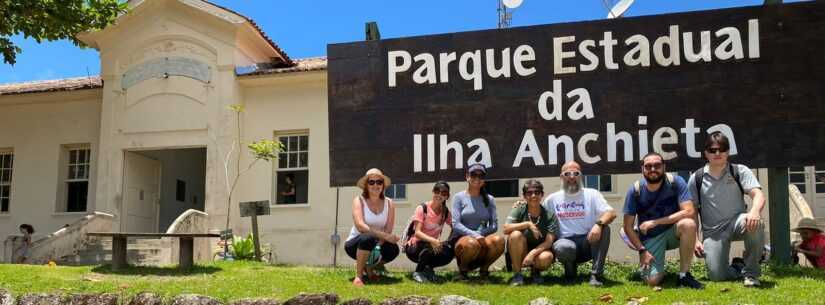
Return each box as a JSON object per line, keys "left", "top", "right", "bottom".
{"left": 345, "top": 168, "right": 399, "bottom": 287}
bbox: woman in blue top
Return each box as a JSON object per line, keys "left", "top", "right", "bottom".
{"left": 449, "top": 163, "right": 505, "bottom": 281}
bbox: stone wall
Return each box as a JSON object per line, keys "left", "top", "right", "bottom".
{"left": 0, "top": 291, "right": 559, "bottom": 305}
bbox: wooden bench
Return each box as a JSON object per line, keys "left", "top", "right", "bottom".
{"left": 87, "top": 232, "right": 219, "bottom": 270}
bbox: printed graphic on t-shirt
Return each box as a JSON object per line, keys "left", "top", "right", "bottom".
{"left": 555, "top": 200, "right": 586, "bottom": 220}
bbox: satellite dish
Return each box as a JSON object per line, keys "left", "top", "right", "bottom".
{"left": 502, "top": 0, "right": 523, "bottom": 9}
{"left": 607, "top": 0, "right": 635, "bottom": 18}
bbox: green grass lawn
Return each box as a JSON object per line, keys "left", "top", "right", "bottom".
{"left": 1, "top": 261, "right": 824, "bottom": 305}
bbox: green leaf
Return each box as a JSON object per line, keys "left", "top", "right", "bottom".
{"left": 1, "top": 0, "right": 127, "bottom": 65}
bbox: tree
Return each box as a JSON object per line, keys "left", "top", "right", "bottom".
{"left": 0, "top": 0, "right": 128, "bottom": 65}
{"left": 219, "top": 104, "right": 283, "bottom": 259}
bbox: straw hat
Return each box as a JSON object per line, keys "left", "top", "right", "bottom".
{"left": 356, "top": 168, "right": 392, "bottom": 190}
{"left": 792, "top": 217, "right": 822, "bottom": 233}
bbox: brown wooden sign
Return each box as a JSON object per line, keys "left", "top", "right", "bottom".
{"left": 239, "top": 200, "right": 270, "bottom": 217}
{"left": 327, "top": 2, "right": 825, "bottom": 187}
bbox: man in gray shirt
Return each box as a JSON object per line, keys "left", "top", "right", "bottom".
{"left": 688, "top": 132, "right": 766, "bottom": 287}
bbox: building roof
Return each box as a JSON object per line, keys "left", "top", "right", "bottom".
{"left": 0, "top": 57, "right": 328, "bottom": 96}
{"left": 203, "top": 0, "right": 293, "bottom": 66}
{"left": 0, "top": 76, "right": 103, "bottom": 96}
{"left": 237, "top": 57, "right": 327, "bottom": 77}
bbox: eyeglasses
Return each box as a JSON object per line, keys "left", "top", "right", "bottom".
{"left": 367, "top": 179, "right": 384, "bottom": 186}
{"left": 524, "top": 190, "right": 543, "bottom": 197}
{"left": 562, "top": 171, "right": 581, "bottom": 178}
{"left": 705, "top": 147, "right": 728, "bottom": 154}
{"left": 643, "top": 163, "right": 663, "bottom": 171}
{"left": 433, "top": 190, "right": 450, "bottom": 197}
{"left": 469, "top": 172, "right": 485, "bottom": 179}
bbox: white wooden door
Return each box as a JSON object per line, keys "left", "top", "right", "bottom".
{"left": 789, "top": 166, "right": 825, "bottom": 219}
{"left": 123, "top": 152, "right": 161, "bottom": 232}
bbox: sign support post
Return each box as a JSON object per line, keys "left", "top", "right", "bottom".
{"left": 768, "top": 168, "right": 791, "bottom": 264}
{"left": 240, "top": 200, "right": 271, "bottom": 262}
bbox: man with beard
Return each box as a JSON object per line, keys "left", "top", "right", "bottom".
{"left": 544, "top": 161, "right": 616, "bottom": 286}
{"left": 623, "top": 152, "right": 703, "bottom": 289}
{"left": 688, "top": 132, "right": 765, "bottom": 287}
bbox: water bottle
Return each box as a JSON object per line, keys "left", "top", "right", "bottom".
{"left": 367, "top": 245, "right": 382, "bottom": 266}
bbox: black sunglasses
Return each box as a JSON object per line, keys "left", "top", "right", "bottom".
{"left": 643, "top": 163, "right": 663, "bottom": 171}
{"left": 367, "top": 179, "right": 384, "bottom": 186}
{"left": 705, "top": 147, "right": 728, "bottom": 154}
{"left": 469, "top": 171, "right": 486, "bottom": 179}
{"left": 524, "top": 190, "right": 543, "bottom": 197}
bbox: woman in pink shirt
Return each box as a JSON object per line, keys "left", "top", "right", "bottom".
{"left": 404, "top": 181, "right": 454, "bottom": 283}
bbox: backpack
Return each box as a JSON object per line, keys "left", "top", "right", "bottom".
{"left": 400, "top": 203, "right": 428, "bottom": 251}
{"left": 693, "top": 163, "right": 745, "bottom": 213}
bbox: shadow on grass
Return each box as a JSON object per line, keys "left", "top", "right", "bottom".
{"left": 348, "top": 275, "right": 402, "bottom": 285}
{"left": 91, "top": 264, "right": 222, "bottom": 276}
{"left": 765, "top": 263, "right": 825, "bottom": 281}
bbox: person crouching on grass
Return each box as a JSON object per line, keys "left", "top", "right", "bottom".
{"left": 504, "top": 179, "right": 559, "bottom": 286}
{"left": 404, "top": 181, "right": 455, "bottom": 283}
{"left": 793, "top": 217, "right": 825, "bottom": 270}
{"left": 345, "top": 168, "right": 400, "bottom": 287}
{"left": 449, "top": 163, "right": 505, "bottom": 281}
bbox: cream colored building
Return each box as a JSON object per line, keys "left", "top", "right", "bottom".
{"left": 1, "top": 0, "right": 821, "bottom": 268}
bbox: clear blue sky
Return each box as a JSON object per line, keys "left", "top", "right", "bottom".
{"left": 0, "top": 0, "right": 803, "bottom": 84}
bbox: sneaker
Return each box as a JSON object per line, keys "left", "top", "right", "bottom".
{"left": 744, "top": 276, "right": 761, "bottom": 287}
{"left": 731, "top": 257, "right": 746, "bottom": 275}
{"left": 365, "top": 269, "right": 380, "bottom": 282}
{"left": 510, "top": 272, "right": 525, "bottom": 286}
{"left": 352, "top": 276, "right": 365, "bottom": 287}
{"left": 412, "top": 271, "right": 429, "bottom": 283}
{"left": 425, "top": 268, "right": 438, "bottom": 282}
{"left": 589, "top": 274, "right": 604, "bottom": 287}
{"left": 563, "top": 263, "right": 577, "bottom": 280}
{"left": 677, "top": 272, "right": 704, "bottom": 290}
{"left": 373, "top": 264, "right": 389, "bottom": 277}
{"left": 531, "top": 269, "right": 544, "bottom": 285}
{"left": 479, "top": 270, "right": 491, "bottom": 281}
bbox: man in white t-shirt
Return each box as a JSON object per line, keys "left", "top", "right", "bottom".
{"left": 545, "top": 161, "right": 617, "bottom": 286}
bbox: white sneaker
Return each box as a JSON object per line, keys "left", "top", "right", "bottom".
{"left": 744, "top": 276, "right": 761, "bottom": 287}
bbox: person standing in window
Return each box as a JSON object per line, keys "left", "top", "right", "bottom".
{"left": 280, "top": 173, "right": 296, "bottom": 203}
{"left": 449, "top": 163, "right": 505, "bottom": 281}
{"left": 345, "top": 168, "right": 399, "bottom": 287}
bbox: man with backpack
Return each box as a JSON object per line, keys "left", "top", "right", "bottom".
{"left": 688, "top": 132, "right": 766, "bottom": 287}
{"left": 623, "top": 152, "right": 703, "bottom": 289}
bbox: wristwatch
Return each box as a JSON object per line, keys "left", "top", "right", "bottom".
{"left": 637, "top": 247, "right": 648, "bottom": 254}
{"left": 595, "top": 220, "right": 606, "bottom": 228}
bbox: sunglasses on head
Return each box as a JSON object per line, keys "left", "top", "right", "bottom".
{"left": 562, "top": 171, "right": 581, "bottom": 178}
{"left": 705, "top": 147, "right": 728, "bottom": 154}
{"left": 524, "top": 190, "right": 543, "bottom": 197}
{"left": 643, "top": 163, "right": 663, "bottom": 170}
{"left": 367, "top": 179, "right": 384, "bottom": 186}
{"left": 433, "top": 190, "right": 450, "bottom": 197}
{"left": 469, "top": 171, "right": 485, "bottom": 179}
